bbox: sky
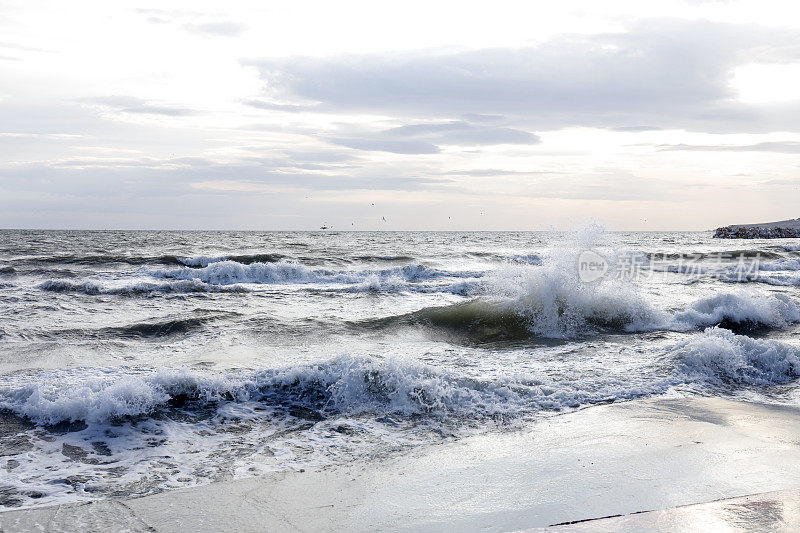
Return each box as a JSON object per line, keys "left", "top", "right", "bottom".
{"left": 1, "top": 0, "right": 799, "bottom": 230}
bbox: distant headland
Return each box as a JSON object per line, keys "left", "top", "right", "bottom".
{"left": 713, "top": 218, "right": 800, "bottom": 239}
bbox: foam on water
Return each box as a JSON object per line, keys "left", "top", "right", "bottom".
{"left": 138, "top": 261, "right": 487, "bottom": 296}
{"left": 38, "top": 279, "right": 247, "bottom": 295}
{"left": 150, "top": 261, "right": 472, "bottom": 286}
{"left": 3, "top": 326, "right": 800, "bottom": 509}
{"left": 466, "top": 234, "right": 666, "bottom": 338}
{"left": 758, "top": 258, "right": 800, "bottom": 272}
{"left": 401, "top": 279, "right": 800, "bottom": 341}
{"left": 672, "top": 292, "right": 800, "bottom": 330}
{"left": 676, "top": 327, "right": 800, "bottom": 386}
{"left": 0, "top": 356, "right": 550, "bottom": 426}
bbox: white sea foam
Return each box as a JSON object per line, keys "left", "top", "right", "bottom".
{"left": 672, "top": 292, "right": 800, "bottom": 329}
{"left": 175, "top": 255, "right": 226, "bottom": 267}
{"left": 478, "top": 254, "right": 666, "bottom": 338}
{"left": 154, "top": 260, "right": 319, "bottom": 284}
{"left": 0, "top": 352, "right": 673, "bottom": 427}
{"left": 676, "top": 327, "right": 800, "bottom": 386}
{"left": 6, "top": 325, "right": 800, "bottom": 427}
{"left": 0, "top": 357, "right": 528, "bottom": 425}
{"left": 756, "top": 275, "right": 800, "bottom": 287}
{"left": 470, "top": 235, "right": 800, "bottom": 337}
{"left": 758, "top": 258, "right": 800, "bottom": 271}
{"left": 150, "top": 261, "right": 475, "bottom": 287}
{"left": 0, "top": 352, "right": 674, "bottom": 510}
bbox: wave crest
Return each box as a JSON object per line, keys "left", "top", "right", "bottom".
{"left": 435, "top": 261, "right": 666, "bottom": 339}
{"left": 0, "top": 357, "right": 534, "bottom": 425}
{"left": 672, "top": 292, "right": 800, "bottom": 331}
{"left": 38, "top": 279, "right": 246, "bottom": 295}
{"left": 676, "top": 327, "right": 800, "bottom": 386}
{"left": 151, "top": 260, "right": 474, "bottom": 287}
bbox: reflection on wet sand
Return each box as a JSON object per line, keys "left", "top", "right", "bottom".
{"left": 554, "top": 488, "right": 800, "bottom": 532}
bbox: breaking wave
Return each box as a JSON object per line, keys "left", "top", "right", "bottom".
{"left": 758, "top": 258, "right": 800, "bottom": 272}
{"left": 0, "top": 354, "right": 681, "bottom": 429}
{"left": 7, "top": 329, "right": 800, "bottom": 428}
{"left": 672, "top": 292, "right": 800, "bottom": 332}
{"left": 150, "top": 261, "right": 480, "bottom": 287}
{"left": 175, "top": 253, "right": 286, "bottom": 267}
{"left": 676, "top": 327, "right": 800, "bottom": 386}
{"left": 366, "top": 263, "right": 666, "bottom": 341}
{"left": 38, "top": 279, "right": 246, "bottom": 295}
{"left": 366, "top": 285, "right": 800, "bottom": 341}
{"left": 0, "top": 357, "right": 539, "bottom": 425}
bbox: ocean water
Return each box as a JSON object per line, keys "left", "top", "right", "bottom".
{"left": 1, "top": 229, "right": 800, "bottom": 509}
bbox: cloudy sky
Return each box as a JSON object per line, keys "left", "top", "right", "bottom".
{"left": 1, "top": 0, "right": 799, "bottom": 230}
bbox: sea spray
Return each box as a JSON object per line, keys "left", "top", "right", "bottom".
{"left": 429, "top": 225, "right": 667, "bottom": 338}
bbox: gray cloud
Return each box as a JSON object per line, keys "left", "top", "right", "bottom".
{"left": 324, "top": 120, "right": 540, "bottom": 154}
{"left": 246, "top": 19, "right": 800, "bottom": 133}
{"left": 5, "top": 12, "right": 800, "bottom": 230}
{"left": 443, "top": 169, "right": 556, "bottom": 177}
{"left": 280, "top": 149, "right": 358, "bottom": 164}
{"left": 426, "top": 127, "right": 539, "bottom": 145}
{"left": 326, "top": 137, "right": 441, "bottom": 154}
{"left": 508, "top": 170, "right": 702, "bottom": 202}
{"left": 658, "top": 141, "right": 800, "bottom": 153}
{"left": 242, "top": 99, "right": 317, "bottom": 112}
{"left": 0, "top": 157, "right": 447, "bottom": 198}
{"left": 184, "top": 22, "right": 246, "bottom": 37}
{"left": 382, "top": 121, "right": 540, "bottom": 146}
{"left": 461, "top": 113, "right": 504, "bottom": 123}
{"left": 86, "top": 96, "right": 198, "bottom": 116}
{"left": 612, "top": 126, "right": 663, "bottom": 132}
{"left": 135, "top": 9, "right": 246, "bottom": 38}
{"left": 123, "top": 105, "right": 197, "bottom": 116}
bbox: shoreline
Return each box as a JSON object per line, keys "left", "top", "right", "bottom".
{"left": 4, "top": 395, "right": 800, "bottom": 531}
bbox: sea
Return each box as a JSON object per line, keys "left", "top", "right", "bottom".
{"left": 1, "top": 228, "right": 800, "bottom": 509}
